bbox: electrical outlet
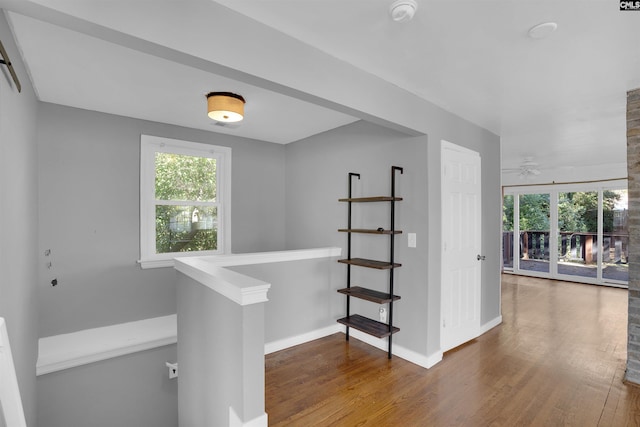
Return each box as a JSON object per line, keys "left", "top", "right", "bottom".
{"left": 379, "top": 307, "right": 387, "bottom": 323}
{"left": 166, "top": 362, "right": 178, "bottom": 379}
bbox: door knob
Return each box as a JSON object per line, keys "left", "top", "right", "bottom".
{"left": 477, "top": 254, "right": 486, "bottom": 261}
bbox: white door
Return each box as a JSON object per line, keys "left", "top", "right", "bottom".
{"left": 441, "top": 140, "right": 482, "bottom": 352}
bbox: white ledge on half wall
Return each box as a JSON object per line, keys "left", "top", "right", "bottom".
{"left": 36, "top": 314, "right": 177, "bottom": 376}
{"left": 36, "top": 248, "right": 342, "bottom": 376}
{"left": 174, "top": 247, "right": 342, "bottom": 306}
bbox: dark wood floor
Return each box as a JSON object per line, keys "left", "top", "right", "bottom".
{"left": 265, "top": 274, "right": 640, "bottom": 426}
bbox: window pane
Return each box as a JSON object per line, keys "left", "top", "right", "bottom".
{"left": 155, "top": 205, "right": 218, "bottom": 254}
{"left": 603, "top": 189, "right": 628, "bottom": 282}
{"left": 502, "top": 194, "right": 514, "bottom": 269}
{"left": 557, "top": 191, "right": 598, "bottom": 279}
{"left": 155, "top": 153, "right": 216, "bottom": 201}
{"left": 519, "top": 193, "right": 550, "bottom": 273}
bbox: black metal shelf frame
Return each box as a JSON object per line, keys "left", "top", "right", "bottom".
{"left": 338, "top": 166, "right": 403, "bottom": 359}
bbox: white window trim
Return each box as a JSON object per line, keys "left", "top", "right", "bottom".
{"left": 139, "top": 135, "right": 231, "bottom": 269}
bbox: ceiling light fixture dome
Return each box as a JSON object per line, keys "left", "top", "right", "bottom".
{"left": 528, "top": 22, "right": 558, "bottom": 39}
{"left": 206, "top": 92, "right": 245, "bottom": 122}
{"left": 390, "top": 0, "right": 418, "bottom": 23}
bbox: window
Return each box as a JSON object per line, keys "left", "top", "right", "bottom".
{"left": 140, "top": 135, "right": 231, "bottom": 268}
{"left": 502, "top": 180, "right": 628, "bottom": 287}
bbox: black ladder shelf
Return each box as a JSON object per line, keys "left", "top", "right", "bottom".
{"left": 337, "top": 166, "right": 403, "bottom": 359}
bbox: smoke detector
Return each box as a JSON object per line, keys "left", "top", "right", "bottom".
{"left": 390, "top": 0, "right": 418, "bottom": 23}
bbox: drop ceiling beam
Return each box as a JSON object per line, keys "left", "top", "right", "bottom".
{"left": 0, "top": 0, "right": 430, "bottom": 137}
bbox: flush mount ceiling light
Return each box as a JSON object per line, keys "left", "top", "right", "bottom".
{"left": 206, "top": 92, "right": 245, "bottom": 122}
{"left": 528, "top": 22, "right": 558, "bottom": 39}
{"left": 390, "top": 0, "right": 418, "bottom": 23}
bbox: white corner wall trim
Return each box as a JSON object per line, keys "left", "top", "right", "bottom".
{"left": 175, "top": 260, "right": 271, "bottom": 306}
{"left": 265, "top": 324, "right": 342, "bottom": 355}
{"left": 36, "top": 314, "right": 177, "bottom": 376}
{"left": 481, "top": 315, "right": 503, "bottom": 334}
{"left": 174, "top": 247, "right": 342, "bottom": 306}
{"left": 0, "top": 317, "right": 28, "bottom": 427}
{"left": 425, "top": 315, "right": 502, "bottom": 368}
{"left": 229, "top": 407, "right": 268, "bottom": 427}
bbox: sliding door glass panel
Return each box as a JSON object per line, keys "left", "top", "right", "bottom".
{"left": 519, "top": 193, "right": 550, "bottom": 273}
{"left": 557, "top": 192, "right": 598, "bottom": 279}
{"left": 603, "top": 189, "right": 628, "bottom": 282}
{"left": 503, "top": 194, "right": 514, "bottom": 269}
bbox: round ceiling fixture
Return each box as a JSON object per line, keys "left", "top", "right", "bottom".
{"left": 206, "top": 92, "right": 245, "bottom": 122}
{"left": 528, "top": 22, "right": 558, "bottom": 39}
{"left": 390, "top": 0, "right": 418, "bottom": 23}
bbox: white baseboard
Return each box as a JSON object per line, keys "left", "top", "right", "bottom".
{"left": 481, "top": 315, "right": 502, "bottom": 334}
{"left": 343, "top": 327, "right": 441, "bottom": 369}
{"left": 265, "top": 323, "right": 444, "bottom": 369}
{"left": 265, "top": 324, "right": 342, "bottom": 355}
{"left": 336, "top": 316, "right": 503, "bottom": 369}
{"left": 229, "top": 407, "right": 268, "bottom": 427}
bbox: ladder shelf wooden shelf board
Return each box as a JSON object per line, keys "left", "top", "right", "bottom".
{"left": 337, "top": 286, "right": 400, "bottom": 304}
{"left": 338, "top": 166, "right": 403, "bottom": 359}
{"left": 338, "top": 228, "right": 402, "bottom": 235}
{"left": 338, "top": 196, "right": 403, "bottom": 203}
{"left": 337, "top": 258, "right": 401, "bottom": 269}
{"left": 337, "top": 315, "right": 399, "bottom": 339}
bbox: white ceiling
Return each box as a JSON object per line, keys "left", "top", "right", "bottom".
{"left": 4, "top": 0, "right": 640, "bottom": 177}
{"left": 5, "top": 10, "right": 359, "bottom": 145}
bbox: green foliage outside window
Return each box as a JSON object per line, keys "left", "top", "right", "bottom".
{"left": 503, "top": 195, "right": 514, "bottom": 231}
{"left": 519, "top": 193, "right": 550, "bottom": 231}
{"left": 502, "top": 191, "right": 622, "bottom": 233}
{"left": 154, "top": 153, "right": 218, "bottom": 254}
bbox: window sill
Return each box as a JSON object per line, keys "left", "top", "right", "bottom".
{"left": 138, "top": 251, "right": 223, "bottom": 269}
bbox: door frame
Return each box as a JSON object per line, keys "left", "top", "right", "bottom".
{"left": 440, "top": 140, "right": 482, "bottom": 352}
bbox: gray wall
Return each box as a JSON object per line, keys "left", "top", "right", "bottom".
{"left": 0, "top": 11, "right": 39, "bottom": 427}
{"left": 36, "top": 103, "right": 287, "bottom": 337}
{"left": 177, "top": 272, "right": 264, "bottom": 427}
{"left": 36, "top": 345, "right": 178, "bottom": 427}
{"left": 230, "top": 257, "right": 342, "bottom": 344}
{"left": 284, "top": 122, "right": 431, "bottom": 354}
{"left": 285, "top": 119, "right": 501, "bottom": 357}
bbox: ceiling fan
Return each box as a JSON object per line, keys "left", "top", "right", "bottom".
{"left": 502, "top": 157, "right": 542, "bottom": 179}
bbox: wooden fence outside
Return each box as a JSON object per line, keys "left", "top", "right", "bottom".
{"left": 503, "top": 231, "right": 628, "bottom": 266}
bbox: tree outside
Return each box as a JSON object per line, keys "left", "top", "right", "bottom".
{"left": 154, "top": 152, "right": 218, "bottom": 253}
{"left": 519, "top": 193, "right": 550, "bottom": 232}
{"left": 503, "top": 191, "right": 622, "bottom": 233}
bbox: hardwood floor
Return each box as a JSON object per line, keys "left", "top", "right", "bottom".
{"left": 265, "top": 274, "right": 640, "bottom": 426}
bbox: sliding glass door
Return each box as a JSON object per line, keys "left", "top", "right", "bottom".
{"left": 519, "top": 193, "right": 550, "bottom": 274}
{"left": 503, "top": 181, "right": 628, "bottom": 287}
{"left": 602, "top": 189, "right": 628, "bottom": 284}
{"left": 503, "top": 194, "right": 514, "bottom": 269}
{"left": 557, "top": 191, "right": 598, "bottom": 280}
